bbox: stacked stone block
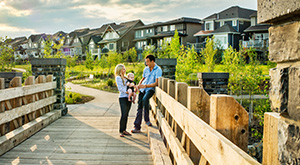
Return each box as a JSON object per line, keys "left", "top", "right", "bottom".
{"left": 197, "top": 72, "right": 229, "bottom": 95}
{"left": 258, "top": 0, "right": 300, "bottom": 164}
{"left": 31, "top": 58, "right": 68, "bottom": 116}
{"left": 156, "top": 58, "right": 177, "bottom": 80}
{"left": 0, "top": 72, "right": 22, "bottom": 88}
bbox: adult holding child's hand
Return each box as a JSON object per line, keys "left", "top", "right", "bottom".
{"left": 115, "top": 64, "right": 132, "bottom": 137}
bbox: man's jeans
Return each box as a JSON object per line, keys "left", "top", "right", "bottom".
{"left": 134, "top": 90, "right": 155, "bottom": 130}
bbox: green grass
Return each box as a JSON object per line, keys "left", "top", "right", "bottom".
{"left": 71, "top": 78, "right": 119, "bottom": 93}
{"left": 65, "top": 91, "right": 94, "bottom": 104}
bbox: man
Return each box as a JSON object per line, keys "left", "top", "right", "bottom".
{"left": 131, "top": 54, "right": 162, "bottom": 133}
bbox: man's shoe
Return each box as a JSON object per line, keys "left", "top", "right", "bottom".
{"left": 131, "top": 129, "right": 141, "bottom": 133}
{"left": 146, "top": 121, "right": 152, "bottom": 126}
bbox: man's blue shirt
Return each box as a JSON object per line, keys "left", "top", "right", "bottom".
{"left": 140, "top": 64, "right": 162, "bottom": 93}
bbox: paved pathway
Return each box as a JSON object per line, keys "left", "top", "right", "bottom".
{"left": 0, "top": 83, "right": 152, "bottom": 164}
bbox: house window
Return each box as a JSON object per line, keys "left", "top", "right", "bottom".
{"left": 239, "top": 20, "right": 244, "bottom": 25}
{"left": 109, "top": 43, "right": 114, "bottom": 50}
{"left": 165, "top": 37, "right": 172, "bottom": 43}
{"left": 220, "top": 21, "right": 224, "bottom": 27}
{"left": 149, "top": 29, "right": 153, "bottom": 33}
{"left": 123, "top": 41, "right": 129, "bottom": 47}
{"left": 214, "top": 35, "right": 228, "bottom": 49}
{"left": 205, "top": 22, "right": 213, "bottom": 31}
{"left": 170, "top": 25, "right": 175, "bottom": 31}
{"left": 136, "top": 30, "right": 144, "bottom": 38}
{"left": 74, "top": 38, "right": 79, "bottom": 43}
{"left": 162, "top": 26, "right": 168, "bottom": 32}
{"left": 232, "top": 20, "right": 237, "bottom": 26}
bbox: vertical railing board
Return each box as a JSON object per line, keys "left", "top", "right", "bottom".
{"left": 9, "top": 77, "right": 22, "bottom": 131}
{"left": 262, "top": 112, "right": 279, "bottom": 165}
{"left": 210, "top": 95, "right": 249, "bottom": 152}
{"left": 0, "top": 78, "right": 4, "bottom": 136}
{"left": 175, "top": 82, "right": 188, "bottom": 108}
{"left": 187, "top": 87, "right": 210, "bottom": 124}
{"left": 167, "top": 79, "right": 176, "bottom": 99}
{"left": 25, "top": 76, "right": 35, "bottom": 121}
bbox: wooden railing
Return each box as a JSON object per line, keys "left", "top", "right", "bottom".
{"left": 0, "top": 75, "right": 59, "bottom": 155}
{"left": 150, "top": 77, "right": 260, "bottom": 165}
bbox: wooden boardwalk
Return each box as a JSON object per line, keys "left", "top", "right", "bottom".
{"left": 0, "top": 83, "right": 153, "bottom": 164}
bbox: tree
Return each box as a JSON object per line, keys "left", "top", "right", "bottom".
{"left": 169, "top": 29, "right": 180, "bottom": 58}
{"left": 175, "top": 45, "right": 199, "bottom": 82}
{"left": 142, "top": 44, "right": 155, "bottom": 59}
{"left": 201, "top": 36, "right": 217, "bottom": 72}
{"left": 85, "top": 50, "right": 94, "bottom": 71}
{"left": 0, "top": 37, "right": 14, "bottom": 71}
{"left": 107, "top": 51, "right": 121, "bottom": 74}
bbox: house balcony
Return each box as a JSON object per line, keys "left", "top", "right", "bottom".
{"left": 186, "top": 42, "right": 206, "bottom": 52}
{"left": 241, "top": 39, "right": 269, "bottom": 49}
{"left": 91, "top": 48, "right": 100, "bottom": 55}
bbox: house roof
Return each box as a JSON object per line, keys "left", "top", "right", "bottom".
{"left": 193, "top": 30, "right": 214, "bottom": 36}
{"left": 244, "top": 24, "right": 271, "bottom": 32}
{"left": 150, "top": 32, "right": 187, "bottom": 38}
{"left": 28, "top": 34, "right": 42, "bottom": 43}
{"left": 134, "top": 22, "right": 162, "bottom": 30}
{"left": 204, "top": 6, "right": 256, "bottom": 20}
{"left": 212, "top": 24, "right": 239, "bottom": 34}
{"left": 100, "top": 20, "right": 143, "bottom": 43}
{"left": 6, "top": 37, "right": 27, "bottom": 47}
{"left": 158, "top": 17, "right": 202, "bottom": 26}
{"left": 249, "top": 11, "right": 257, "bottom": 17}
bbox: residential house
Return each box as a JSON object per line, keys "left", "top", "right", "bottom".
{"left": 81, "top": 25, "right": 108, "bottom": 59}
{"left": 62, "top": 28, "right": 89, "bottom": 57}
{"left": 26, "top": 33, "right": 50, "bottom": 58}
{"left": 242, "top": 12, "right": 270, "bottom": 49}
{"left": 98, "top": 20, "right": 144, "bottom": 53}
{"left": 194, "top": 6, "right": 256, "bottom": 50}
{"left": 6, "top": 37, "right": 27, "bottom": 60}
{"left": 134, "top": 17, "right": 202, "bottom": 59}
{"left": 51, "top": 31, "right": 67, "bottom": 56}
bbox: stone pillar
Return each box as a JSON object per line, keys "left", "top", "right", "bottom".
{"left": 156, "top": 58, "right": 177, "bottom": 80}
{"left": 258, "top": 0, "right": 300, "bottom": 164}
{"left": 31, "top": 58, "right": 68, "bottom": 116}
{"left": 197, "top": 72, "right": 229, "bottom": 95}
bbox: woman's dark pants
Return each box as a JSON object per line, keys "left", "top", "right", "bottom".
{"left": 119, "top": 97, "right": 132, "bottom": 133}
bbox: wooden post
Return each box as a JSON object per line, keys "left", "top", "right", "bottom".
{"left": 0, "top": 78, "right": 4, "bottom": 112}
{"left": 162, "top": 78, "right": 169, "bottom": 93}
{"left": 175, "top": 82, "right": 188, "bottom": 108}
{"left": 37, "top": 75, "right": 46, "bottom": 115}
{"left": 174, "top": 82, "right": 188, "bottom": 147}
{"left": 25, "top": 76, "right": 35, "bottom": 121}
{"left": 187, "top": 86, "right": 207, "bottom": 164}
{"left": 46, "top": 75, "right": 54, "bottom": 112}
{"left": 158, "top": 77, "right": 163, "bottom": 89}
{"left": 167, "top": 79, "right": 176, "bottom": 99}
{"left": 9, "top": 77, "right": 22, "bottom": 130}
{"left": 0, "top": 78, "right": 5, "bottom": 136}
{"left": 187, "top": 87, "right": 210, "bottom": 124}
{"left": 263, "top": 112, "right": 279, "bottom": 165}
{"left": 210, "top": 94, "right": 249, "bottom": 151}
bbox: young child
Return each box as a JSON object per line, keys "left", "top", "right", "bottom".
{"left": 126, "top": 73, "right": 137, "bottom": 103}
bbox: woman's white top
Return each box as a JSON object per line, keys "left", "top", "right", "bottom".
{"left": 116, "top": 76, "right": 128, "bottom": 98}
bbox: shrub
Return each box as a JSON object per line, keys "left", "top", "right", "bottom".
{"left": 107, "top": 78, "right": 114, "bottom": 87}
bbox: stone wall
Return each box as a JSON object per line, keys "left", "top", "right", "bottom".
{"left": 31, "top": 58, "right": 68, "bottom": 116}
{"left": 258, "top": 0, "right": 300, "bottom": 164}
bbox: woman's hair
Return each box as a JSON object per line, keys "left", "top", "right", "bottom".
{"left": 115, "top": 64, "right": 125, "bottom": 85}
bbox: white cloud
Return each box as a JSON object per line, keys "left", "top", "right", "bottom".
{"left": 0, "top": 24, "right": 36, "bottom": 33}
{"left": 73, "top": 3, "right": 163, "bottom": 22}
{"left": 0, "top": 1, "right": 32, "bottom": 17}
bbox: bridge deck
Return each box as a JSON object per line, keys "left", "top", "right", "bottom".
{"left": 0, "top": 83, "right": 153, "bottom": 164}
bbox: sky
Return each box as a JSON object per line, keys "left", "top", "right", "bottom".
{"left": 0, "top": 0, "right": 257, "bottom": 39}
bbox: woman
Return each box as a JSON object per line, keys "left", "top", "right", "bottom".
{"left": 115, "top": 64, "right": 132, "bottom": 137}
